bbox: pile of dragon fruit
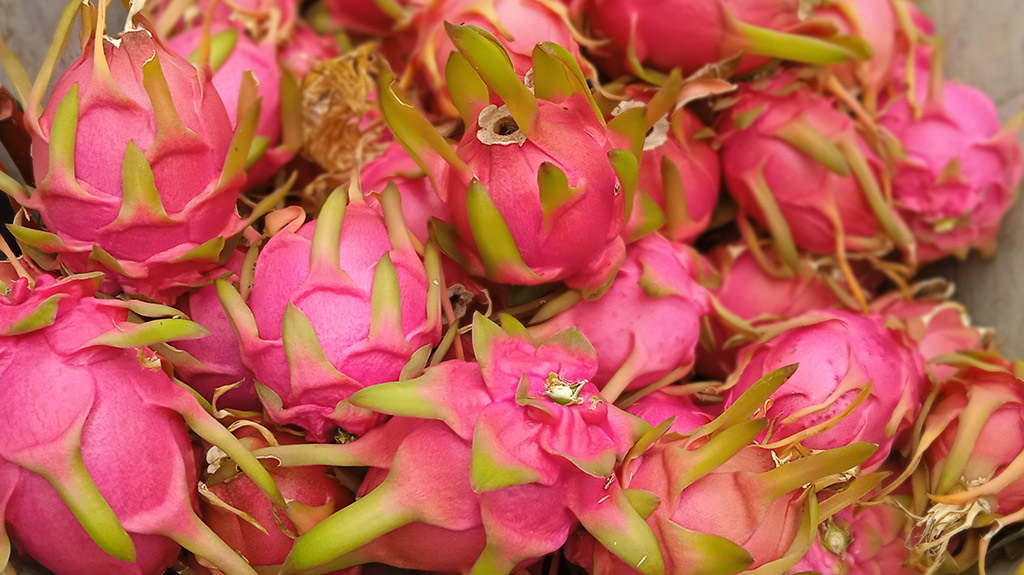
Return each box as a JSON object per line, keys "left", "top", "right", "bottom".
{"left": 2, "top": 0, "right": 1024, "bottom": 573}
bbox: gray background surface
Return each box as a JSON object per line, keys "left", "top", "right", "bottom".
{"left": 1, "top": 0, "right": 1023, "bottom": 574}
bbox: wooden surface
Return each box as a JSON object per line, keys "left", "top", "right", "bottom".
{"left": 1, "top": 1, "right": 1023, "bottom": 574}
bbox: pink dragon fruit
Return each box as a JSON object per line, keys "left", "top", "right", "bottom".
{"left": 528, "top": 233, "right": 710, "bottom": 400}
{"left": 792, "top": 501, "right": 916, "bottom": 575}
{"left": 870, "top": 279, "right": 992, "bottom": 382}
{"left": 587, "top": 0, "right": 868, "bottom": 79}
{"left": 887, "top": 361, "right": 1024, "bottom": 571}
{"left": 0, "top": 273, "right": 286, "bottom": 575}
{"left": 567, "top": 367, "right": 878, "bottom": 574}
{"left": 281, "top": 21, "right": 341, "bottom": 78}
{"left": 201, "top": 425, "right": 355, "bottom": 570}
{"left": 720, "top": 310, "right": 925, "bottom": 469}
{"left": 250, "top": 313, "right": 663, "bottom": 574}
{"left": 613, "top": 84, "right": 721, "bottom": 244}
{"left": 1, "top": 2, "right": 269, "bottom": 304}
{"left": 167, "top": 279, "right": 262, "bottom": 412}
{"left": 624, "top": 390, "right": 714, "bottom": 433}
{"left": 360, "top": 141, "right": 450, "bottom": 245}
{"left": 717, "top": 72, "right": 910, "bottom": 277}
{"left": 166, "top": 22, "right": 302, "bottom": 188}
{"left": 158, "top": 0, "right": 301, "bottom": 40}
{"left": 404, "top": 0, "right": 588, "bottom": 112}
{"left": 878, "top": 75, "right": 1023, "bottom": 263}
{"left": 217, "top": 187, "right": 442, "bottom": 441}
{"left": 383, "top": 25, "right": 641, "bottom": 292}
{"left": 814, "top": 0, "right": 897, "bottom": 106}
{"left": 695, "top": 241, "right": 845, "bottom": 379}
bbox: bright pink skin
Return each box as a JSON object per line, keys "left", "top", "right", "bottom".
{"left": 589, "top": 0, "right": 801, "bottom": 75}
{"left": 815, "top": 0, "right": 896, "bottom": 94}
{"left": 723, "top": 310, "right": 925, "bottom": 468}
{"left": 870, "top": 287, "right": 988, "bottom": 382}
{"left": 444, "top": 95, "right": 626, "bottom": 290}
{"left": 0, "top": 276, "right": 200, "bottom": 575}
{"left": 625, "top": 390, "right": 714, "bottom": 433}
{"left": 718, "top": 75, "right": 890, "bottom": 255}
{"left": 417, "top": 0, "right": 585, "bottom": 89}
{"left": 529, "top": 234, "right": 709, "bottom": 393}
{"left": 173, "top": 282, "right": 261, "bottom": 411}
{"left": 27, "top": 29, "right": 242, "bottom": 303}
{"left": 203, "top": 431, "right": 353, "bottom": 567}
{"left": 879, "top": 80, "right": 1023, "bottom": 263}
{"left": 623, "top": 104, "right": 720, "bottom": 243}
{"left": 566, "top": 444, "right": 806, "bottom": 574}
{"left": 167, "top": 24, "right": 292, "bottom": 188}
{"left": 281, "top": 22, "right": 341, "bottom": 77}
{"left": 695, "top": 243, "right": 843, "bottom": 379}
{"left": 281, "top": 318, "right": 657, "bottom": 573}
{"left": 888, "top": 3, "right": 934, "bottom": 93}
{"left": 191, "top": 0, "right": 300, "bottom": 35}
{"left": 238, "top": 202, "right": 438, "bottom": 440}
{"left": 361, "top": 142, "right": 449, "bottom": 245}
{"left": 793, "top": 503, "right": 915, "bottom": 575}
{"left": 924, "top": 370, "right": 1024, "bottom": 514}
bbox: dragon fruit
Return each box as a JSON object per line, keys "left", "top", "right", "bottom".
{"left": 870, "top": 279, "right": 992, "bottom": 382}
{"left": 720, "top": 310, "right": 925, "bottom": 469}
{"left": 567, "top": 366, "right": 879, "bottom": 574}
{"left": 403, "top": 0, "right": 588, "bottom": 113}
{"left": 383, "top": 25, "right": 640, "bottom": 292}
{"left": 612, "top": 83, "right": 721, "bottom": 244}
{"left": 217, "top": 187, "right": 442, "bottom": 441}
{"left": 892, "top": 361, "right": 1024, "bottom": 572}
{"left": 281, "top": 21, "right": 341, "bottom": 78}
{"left": 792, "top": 501, "right": 916, "bottom": 575}
{"left": 360, "top": 141, "right": 450, "bottom": 245}
{"left": 814, "top": 0, "right": 897, "bottom": 107}
{"left": 201, "top": 425, "right": 355, "bottom": 570}
{"left": 695, "top": 241, "right": 845, "bottom": 379}
{"left": 717, "top": 72, "right": 910, "bottom": 280}
{"left": 528, "top": 233, "right": 710, "bottom": 400}
{"left": 0, "top": 2, "right": 270, "bottom": 304}
{"left": 166, "top": 278, "right": 261, "bottom": 412}
{"left": 166, "top": 22, "right": 302, "bottom": 188}
{"left": 587, "top": 0, "right": 868, "bottom": 79}
{"left": 250, "top": 313, "right": 663, "bottom": 574}
{"left": 624, "top": 390, "right": 714, "bottom": 433}
{"left": 878, "top": 74, "right": 1023, "bottom": 263}
{"left": 0, "top": 273, "right": 286, "bottom": 575}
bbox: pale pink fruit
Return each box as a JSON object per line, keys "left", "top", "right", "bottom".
{"left": 567, "top": 380, "right": 877, "bottom": 575}
{"left": 893, "top": 362, "right": 1024, "bottom": 570}
{"left": 815, "top": 0, "right": 897, "bottom": 98}
{"left": 721, "top": 310, "right": 925, "bottom": 468}
{"left": 870, "top": 280, "right": 991, "bottom": 382}
{"left": 878, "top": 77, "right": 1023, "bottom": 263}
{"left": 252, "top": 314, "right": 664, "bottom": 575}
{"left": 217, "top": 189, "right": 441, "bottom": 441}
{"left": 617, "top": 98, "right": 720, "bottom": 244}
{"left": 529, "top": 233, "right": 709, "bottom": 399}
{"left": 202, "top": 427, "right": 355, "bottom": 569}
{"left": 8, "top": 8, "right": 258, "bottom": 304}
{"left": 794, "top": 501, "right": 915, "bottom": 575}
{"left": 385, "top": 25, "right": 638, "bottom": 292}
{"left": 587, "top": 0, "right": 866, "bottom": 78}
{"left": 718, "top": 73, "right": 909, "bottom": 264}
{"left": 281, "top": 21, "right": 341, "bottom": 77}
{"left": 695, "top": 242, "right": 845, "bottom": 379}
{"left": 0, "top": 274, "right": 286, "bottom": 575}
